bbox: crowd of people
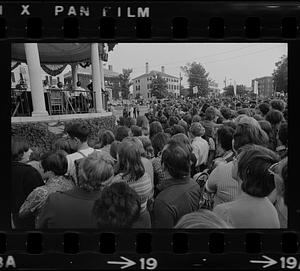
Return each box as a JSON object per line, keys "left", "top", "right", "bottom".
{"left": 11, "top": 95, "right": 288, "bottom": 229}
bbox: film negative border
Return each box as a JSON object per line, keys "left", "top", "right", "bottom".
{"left": 0, "top": 2, "right": 299, "bottom": 40}
{"left": 1, "top": 1, "right": 300, "bottom": 270}
{"left": 0, "top": 231, "right": 299, "bottom": 269}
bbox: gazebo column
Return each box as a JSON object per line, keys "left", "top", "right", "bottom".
{"left": 24, "top": 43, "right": 48, "bottom": 117}
{"left": 91, "top": 43, "right": 103, "bottom": 112}
{"left": 71, "top": 63, "right": 78, "bottom": 89}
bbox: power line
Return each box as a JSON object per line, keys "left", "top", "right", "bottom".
{"left": 204, "top": 45, "right": 285, "bottom": 65}
{"left": 129, "top": 44, "right": 261, "bottom": 71}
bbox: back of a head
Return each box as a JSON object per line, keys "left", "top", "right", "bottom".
{"left": 115, "top": 126, "right": 130, "bottom": 142}
{"left": 52, "top": 137, "right": 77, "bottom": 154}
{"left": 174, "top": 210, "right": 230, "bottom": 229}
{"left": 136, "top": 115, "right": 149, "bottom": 129}
{"left": 122, "top": 136, "right": 145, "bottom": 156}
{"left": 258, "top": 120, "right": 272, "bottom": 136}
{"left": 205, "top": 106, "right": 216, "bottom": 121}
{"left": 258, "top": 102, "right": 270, "bottom": 116}
{"left": 169, "top": 116, "right": 179, "bottom": 126}
{"left": 138, "top": 136, "right": 152, "bottom": 151}
{"left": 191, "top": 114, "right": 201, "bottom": 123}
{"left": 265, "top": 110, "right": 284, "bottom": 126}
{"left": 131, "top": 125, "right": 142, "bottom": 137}
{"left": 278, "top": 122, "right": 288, "bottom": 146}
{"left": 217, "top": 126, "right": 235, "bottom": 151}
{"left": 220, "top": 107, "right": 232, "bottom": 120}
{"left": 100, "top": 130, "right": 115, "bottom": 148}
{"left": 151, "top": 132, "right": 169, "bottom": 157}
{"left": 77, "top": 155, "right": 115, "bottom": 192}
{"left": 162, "top": 141, "right": 190, "bottom": 179}
{"left": 93, "top": 182, "right": 141, "bottom": 228}
{"left": 124, "top": 117, "right": 136, "bottom": 128}
{"left": 11, "top": 136, "right": 29, "bottom": 162}
{"left": 149, "top": 121, "right": 163, "bottom": 139}
{"left": 190, "top": 122, "right": 205, "bottom": 137}
{"left": 178, "top": 119, "right": 188, "bottom": 133}
{"left": 41, "top": 150, "right": 68, "bottom": 176}
{"left": 270, "top": 99, "right": 285, "bottom": 112}
{"left": 237, "top": 108, "right": 251, "bottom": 117}
{"left": 117, "top": 140, "right": 145, "bottom": 181}
{"left": 233, "top": 122, "right": 269, "bottom": 151}
{"left": 66, "top": 123, "right": 90, "bottom": 142}
{"left": 110, "top": 141, "right": 120, "bottom": 160}
{"left": 235, "top": 115, "right": 261, "bottom": 129}
{"left": 172, "top": 124, "right": 186, "bottom": 136}
{"left": 237, "top": 144, "right": 279, "bottom": 197}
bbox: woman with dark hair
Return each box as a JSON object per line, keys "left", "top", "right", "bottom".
{"left": 19, "top": 150, "right": 74, "bottom": 228}
{"left": 211, "top": 126, "right": 235, "bottom": 170}
{"left": 95, "top": 130, "right": 115, "bottom": 154}
{"left": 11, "top": 136, "right": 44, "bottom": 229}
{"left": 37, "top": 155, "right": 115, "bottom": 228}
{"left": 138, "top": 136, "right": 154, "bottom": 159}
{"left": 93, "top": 182, "right": 141, "bottom": 228}
{"left": 152, "top": 141, "right": 201, "bottom": 228}
{"left": 276, "top": 122, "right": 288, "bottom": 159}
{"left": 206, "top": 122, "right": 269, "bottom": 208}
{"left": 112, "top": 140, "right": 153, "bottom": 228}
{"left": 149, "top": 121, "right": 163, "bottom": 140}
{"left": 114, "top": 126, "right": 130, "bottom": 142}
{"left": 258, "top": 102, "right": 270, "bottom": 117}
{"left": 213, "top": 144, "right": 280, "bottom": 228}
{"left": 265, "top": 110, "right": 284, "bottom": 150}
{"left": 131, "top": 125, "right": 142, "bottom": 137}
{"left": 151, "top": 132, "right": 170, "bottom": 195}
{"left": 136, "top": 115, "right": 150, "bottom": 136}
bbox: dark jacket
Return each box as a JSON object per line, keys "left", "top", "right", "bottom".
{"left": 152, "top": 177, "right": 201, "bottom": 228}
{"left": 36, "top": 187, "right": 101, "bottom": 229}
{"left": 11, "top": 161, "right": 44, "bottom": 229}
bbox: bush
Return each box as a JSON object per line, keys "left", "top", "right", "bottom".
{"left": 11, "top": 115, "right": 116, "bottom": 155}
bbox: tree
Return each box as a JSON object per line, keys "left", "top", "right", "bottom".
{"left": 272, "top": 55, "right": 287, "bottom": 94}
{"left": 110, "top": 77, "right": 122, "bottom": 100}
{"left": 150, "top": 74, "right": 168, "bottom": 99}
{"left": 119, "top": 68, "right": 133, "bottom": 99}
{"left": 223, "top": 84, "right": 247, "bottom": 97}
{"left": 181, "top": 62, "right": 210, "bottom": 97}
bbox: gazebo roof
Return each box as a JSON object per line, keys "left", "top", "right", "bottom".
{"left": 11, "top": 43, "right": 103, "bottom": 64}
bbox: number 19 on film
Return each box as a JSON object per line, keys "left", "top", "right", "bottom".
{"left": 280, "top": 257, "right": 300, "bottom": 269}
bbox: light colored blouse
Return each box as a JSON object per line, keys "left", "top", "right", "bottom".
{"left": 213, "top": 192, "right": 280, "bottom": 228}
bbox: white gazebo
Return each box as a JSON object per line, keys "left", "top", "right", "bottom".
{"left": 11, "top": 43, "right": 112, "bottom": 123}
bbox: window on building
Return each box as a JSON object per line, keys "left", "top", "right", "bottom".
{"left": 57, "top": 77, "right": 60, "bottom": 82}
{"left": 11, "top": 72, "right": 15, "bottom": 83}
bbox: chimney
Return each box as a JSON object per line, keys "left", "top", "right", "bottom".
{"left": 108, "top": 65, "right": 113, "bottom": 71}
{"left": 161, "top": 66, "right": 165, "bottom": 73}
{"left": 146, "top": 62, "right": 149, "bottom": 74}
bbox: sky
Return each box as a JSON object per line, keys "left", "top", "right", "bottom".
{"left": 105, "top": 43, "right": 287, "bottom": 89}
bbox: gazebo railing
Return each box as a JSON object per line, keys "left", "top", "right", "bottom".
{"left": 11, "top": 89, "right": 96, "bottom": 117}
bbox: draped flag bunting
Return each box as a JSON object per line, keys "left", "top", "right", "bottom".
{"left": 41, "top": 64, "right": 68, "bottom": 76}
{"left": 11, "top": 61, "right": 21, "bottom": 71}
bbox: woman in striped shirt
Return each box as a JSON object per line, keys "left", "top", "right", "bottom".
{"left": 112, "top": 140, "right": 153, "bottom": 228}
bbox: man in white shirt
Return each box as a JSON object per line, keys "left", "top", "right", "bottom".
{"left": 189, "top": 122, "right": 209, "bottom": 171}
{"left": 65, "top": 123, "right": 94, "bottom": 183}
